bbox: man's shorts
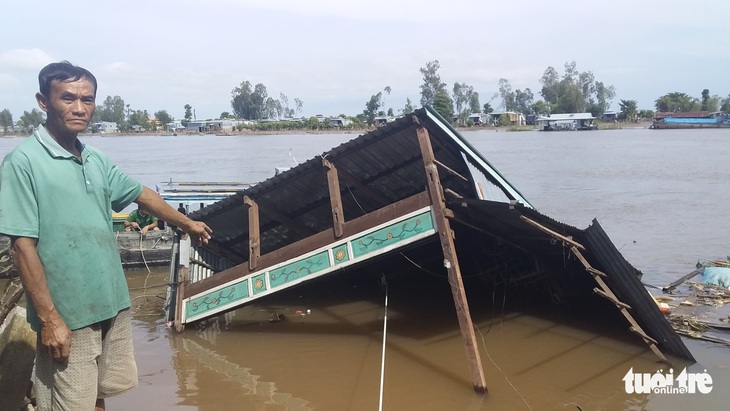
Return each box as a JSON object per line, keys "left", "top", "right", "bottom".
{"left": 34, "top": 308, "right": 138, "bottom": 410}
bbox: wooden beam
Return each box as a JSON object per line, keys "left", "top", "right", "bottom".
{"left": 417, "top": 125, "right": 487, "bottom": 393}
{"left": 519, "top": 215, "right": 586, "bottom": 250}
{"left": 322, "top": 158, "right": 345, "bottom": 238}
{"left": 244, "top": 196, "right": 260, "bottom": 270}
{"left": 174, "top": 266, "right": 188, "bottom": 333}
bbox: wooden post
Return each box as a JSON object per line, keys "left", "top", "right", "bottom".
{"left": 174, "top": 266, "right": 188, "bottom": 333}
{"left": 417, "top": 126, "right": 487, "bottom": 393}
{"left": 322, "top": 158, "right": 345, "bottom": 238}
{"left": 244, "top": 196, "right": 260, "bottom": 270}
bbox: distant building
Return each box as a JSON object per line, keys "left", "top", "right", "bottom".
{"left": 186, "top": 119, "right": 236, "bottom": 133}
{"left": 537, "top": 113, "right": 596, "bottom": 131}
{"left": 330, "top": 117, "right": 352, "bottom": 127}
{"left": 374, "top": 116, "right": 396, "bottom": 127}
{"left": 601, "top": 111, "right": 619, "bottom": 122}
{"left": 165, "top": 121, "right": 186, "bottom": 132}
{"left": 489, "top": 112, "right": 526, "bottom": 126}
{"left": 93, "top": 121, "right": 118, "bottom": 133}
{"left": 468, "top": 113, "right": 488, "bottom": 126}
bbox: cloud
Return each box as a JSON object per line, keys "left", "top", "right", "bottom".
{"left": 0, "top": 49, "right": 54, "bottom": 71}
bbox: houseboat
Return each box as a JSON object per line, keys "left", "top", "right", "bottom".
{"left": 537, "top": 113, "right": 596, "bottom": 131}
{"left": 651, "top": 111, "right": 730, "bottom": 129}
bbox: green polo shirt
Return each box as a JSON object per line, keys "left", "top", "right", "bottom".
{"left": 0, "top": 126, "right": 143, "bottom": 332}
{"left": 127, "top": 209, "right": 157, "bottom": 227}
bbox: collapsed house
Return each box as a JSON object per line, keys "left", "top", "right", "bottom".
{"left": 164, "top": 107, "right": 693, "bottom": 392}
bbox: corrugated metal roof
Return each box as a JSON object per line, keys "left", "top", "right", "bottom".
{"left": 537, "top": 113, "right": 595, "bottom": 121}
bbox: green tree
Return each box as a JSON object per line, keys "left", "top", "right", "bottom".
{"left": 419, "top": 60, "right": 446, "bottom": 107}
{"left": 0, "top": 108, "right": 13, "bottom": 133}
{"left": 432, "top": 89, "right": 454, "bottom": 122}
{"left": 498, "top": 78, "right": 515, "bottom": 111}
{"left": 721, "top": 94, "right": 730, "bottom": 112}
{"left": 469, "top": 92, "right": 481, "bottom": 114}
{"left": 182, "top": 104, "right": 193, "bottom": 127}
{"left": 17, "top": 109, "right": 45, "bottom": 132}
{"left": 539, "top": 66, "right": 560, "bottom": 105}
{"left": 619, "top": 99, "right": 638, "bottom": 122}
{"left": 155, "top": 110, "right": 173, "bottom": 126}
{"left": 514, "top": 88, "right": 534, "bottom": 114}
{"left": 655, "top": 92, "right": 699, "bottom": 112}
{"left": 294, "top": 98, "right": 303, "bottom": 116}
{"left": 250, "top": 83, "right": 268, "bottom": 120}
{"left": 363, "top": 92, "right": 382, "bottom": 125}
{"left": 701, "top": 89, "right": 711, "bottom": 111}
{"left": 453, "top": 82, "right": 477, "bottom": 124}
{"left": 556, "top": 81, "right": 584, "bottom": 113}
{"left": 231, "top": 81, "right": 253, "bottom": 119}
{"left": 219, "top": 111, "right": 233, "bottom": 119}
{"left": 482, "top": 102, "right": 494, "bottom": 115}
{"left": 129, "top": 109, "right": 151, "bottom": 130}
{"left": 404, "top": 97, "right": 414, "bottom": 114}
{"left": 531, "top": 100, "right": 550, "bottom": 115}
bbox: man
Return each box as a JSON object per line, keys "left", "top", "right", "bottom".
{"left": 124, "top": 207, "right": 159, "bottom": 234}
{"left": 0, "top": 61, "right": 212, "bottom": 410}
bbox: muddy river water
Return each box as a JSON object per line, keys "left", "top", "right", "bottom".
{"left": 2, "top": 127, "right": 729, "bottom": 410}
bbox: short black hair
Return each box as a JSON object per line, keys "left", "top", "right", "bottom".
{"left": 38, "top": 61, "right": 97, "bottom": 97}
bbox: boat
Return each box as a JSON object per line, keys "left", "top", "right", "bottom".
{"left": 116, "top": 180, "right": 263, "bottom": 269}
{"left": 155, "top": 180, "right": 256, "bottom": 214}
{"left": 651, "top": 111, "right": 730, "bottom": 129}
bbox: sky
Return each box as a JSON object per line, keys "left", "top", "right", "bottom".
{"left": 1, "top": 0, "right": 729, "bottom": 121}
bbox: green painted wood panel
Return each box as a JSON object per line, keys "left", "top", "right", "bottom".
{"left": 269, "top": 250, "right": 330, "bottom": 288}
{"left": 352, "top": 211, "right": 433, "bottom": 258}
{"left": 186, "top": 279, "right": 249, "bottom": 320}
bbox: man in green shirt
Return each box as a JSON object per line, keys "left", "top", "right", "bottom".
{"left": 0, "top": 61, "right": 212, "bottom": 410}
{"left": 124, "top": 208, "right": 159, "bottom": 234}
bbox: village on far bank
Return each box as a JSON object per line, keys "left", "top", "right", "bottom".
{"left": 87, "top": 110, "right": 628, "bottom": 135}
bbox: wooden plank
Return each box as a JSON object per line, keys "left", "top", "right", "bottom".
{"left": 185, "top": 191, "right": 431, "bottom": 297}
{"left": 593, "top": 287, "right": 632, "bottom": 310}
{"left": 323, "top": 158, "right": 345, "bottom": 238}
{"left": 417, "top": 125, "right": 487, "bottom": 393}
{"left": 433, "top": 159, "right": 469, "bottom": 182}
{"left": 519, "top": 215, "right": 585, "bottom": 250}
{"left": 663, "top": 269, "right": 702, "bottom": 292}
{"left": 244, "top": 196, "right": 260, "bottom": 270}
{"left": 570, "top": 246, "right": 668, "bottom": 363}
{"left": 630, "top": 326, "right": 659, "bottom": 346}
{"left": 174, "top": 266, "right": 189, "bottom": 333}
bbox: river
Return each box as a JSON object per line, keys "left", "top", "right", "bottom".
{"left": 1, "top": 127, "right": 728, "bottom": 410}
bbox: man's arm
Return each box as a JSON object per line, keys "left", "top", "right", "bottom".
{"left": 12, "top": 237, "right": 71, "bottom": 363}
{"left": 135, "top": 186, "right": 212, "bottom": 244}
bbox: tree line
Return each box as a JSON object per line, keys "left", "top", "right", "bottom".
{"left": 3, "top": 60, "right": 730, "bottom": 134}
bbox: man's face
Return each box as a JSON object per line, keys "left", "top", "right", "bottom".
{"left": 37, "top": 78, "right": 96, "bottom": 137}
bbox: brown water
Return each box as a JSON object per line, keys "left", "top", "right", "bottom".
{"left": 2, "top": 128, "right": 729, "bottom": 410}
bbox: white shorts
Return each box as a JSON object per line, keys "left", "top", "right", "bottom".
{"left": 34, "top": 308, "right": 138, "bottom": 410}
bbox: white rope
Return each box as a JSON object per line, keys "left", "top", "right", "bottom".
{"left": 378, "top": 275, "right": 389, "bottom": 411}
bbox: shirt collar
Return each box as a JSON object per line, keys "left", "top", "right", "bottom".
{"left": 34, "top": 125, "right": 86, "bottom": 160}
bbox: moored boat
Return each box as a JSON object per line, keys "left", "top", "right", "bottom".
{"left": 651, "top": 111, "right": 730, "bottom": 129}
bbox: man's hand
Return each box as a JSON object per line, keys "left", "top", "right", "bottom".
{"left": 185, "top": 221, "right": 212, "bottom": 245}
{"left": 141, "top": 225, "right": 150, "bottom": 235}
{"left": 40, "top": 315, "right": 71, "bottom": 363}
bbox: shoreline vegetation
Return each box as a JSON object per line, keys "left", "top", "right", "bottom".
{"left": 0, "top": 120, "right": 653, "bottom": 139}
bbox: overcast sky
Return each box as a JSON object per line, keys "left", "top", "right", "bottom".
{"left": 1, "top": 0, "right": 729, "bottom": 121}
